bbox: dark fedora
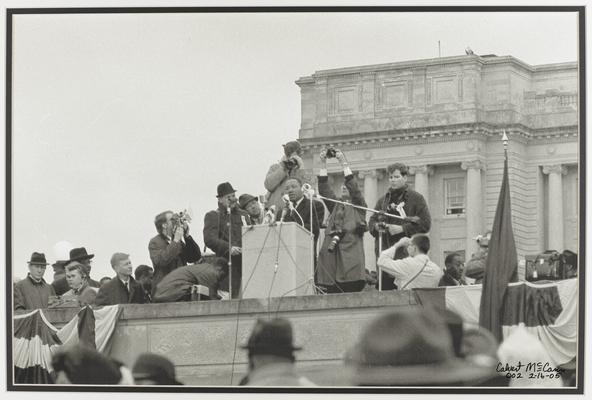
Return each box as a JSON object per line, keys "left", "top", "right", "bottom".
{"left": 216, "top": 182, "right": 236, "bottom": 198}
{"left": 347, "top": 308, "right": 496, "bottom": 386}
{"left": 238, "top": 193, "right": 258, "bottom": 210}
{"left": 27, "top": 252, "right": 50, "bottom": 266}
{"left": 241, "top": 318, "right": 302, "bottom": 358}
{"left": 132, "top": 353, "right": 182, "bottom": 385}
{"left": 68, "top": 247, "right": 95, "bottom": 262}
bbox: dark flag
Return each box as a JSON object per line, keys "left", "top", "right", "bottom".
{"left": 479, "top": 137, "right": 518, "bottom": 341}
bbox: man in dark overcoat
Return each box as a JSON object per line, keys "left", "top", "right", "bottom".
{"left": 95, "top": 253, "right": 146, "bottom": 306}
{"left": 203, "top": 182, "right": 250, "bottom": 299}
{"left": 368, "top": 163, "right": 431, "bottom": 290}
{"left": 14, "top": 252, "right": 56, "bottom": 311}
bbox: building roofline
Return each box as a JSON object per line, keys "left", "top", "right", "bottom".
{"left": 295, "top": 55, "right": 577, "bottom": 85}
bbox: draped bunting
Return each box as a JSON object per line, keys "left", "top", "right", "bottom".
{"left": 13, "top": 305, "right": 121, "bottom": 384}
{"left": 414, "top": 279, "right": 578, "bottom": 367}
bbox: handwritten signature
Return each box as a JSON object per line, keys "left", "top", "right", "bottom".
{"left": 496, "top": 362, "right": 565, "bottom": 379}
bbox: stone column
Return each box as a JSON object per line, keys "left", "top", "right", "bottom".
{"left": 409, "top": 165, "right": 433, "bottom": 204}
{"left": 543, "top": 164, "right": 567, "bottom": 251}
{"left": 461, "top": 160, "right": 485, "bottom": 257}
{"left": 358, "top": 169, "right": 379, "bottom": 271}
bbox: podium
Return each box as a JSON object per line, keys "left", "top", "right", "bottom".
{"left": 241, "top": 222, "right": 314, "bottom": 299}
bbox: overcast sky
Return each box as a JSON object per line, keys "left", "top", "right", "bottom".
{"left": 11, "top": 10, "right": 578, "bottom": 281}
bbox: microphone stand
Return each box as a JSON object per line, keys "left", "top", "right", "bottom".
{"left": 227, "top": 206, "right": 233, "bottom": 299}
{"left": 308, "top": 192, "right": 315, "bottom": 294}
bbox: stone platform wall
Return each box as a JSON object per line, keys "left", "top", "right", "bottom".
{"left": 43, "top": 291, "right": 418, "bottom": 386}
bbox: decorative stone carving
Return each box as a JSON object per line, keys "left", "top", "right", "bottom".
{"left": 363, "top": 150, "right": 373, "bottom": 160}
{"left": 414, "top": 146, "right": 424, "bottom": 155}
{"left": 461, "top": 160, "right": 485, "bottom": 171}
{"left": 546, "top": 146, "right": 557, "bottom": 155}
{"left": 542, "top": 164, "right": 567, "bottom": 175}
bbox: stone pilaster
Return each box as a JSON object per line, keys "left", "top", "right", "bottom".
{"left": 542, "top": 164, "right": 567, "bottom": 251}
{"left": 408, "top": 165, "right": 434, "bottom": 204}
{"left": 461, "top": 160, "right": 485, "bottom": 256}
{"left": 358, "top": 169, "right": 379, "bottom": 271}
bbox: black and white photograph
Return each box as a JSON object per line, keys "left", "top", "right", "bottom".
{"left": 5, "top": 3, "right": 585, "bottom": 394}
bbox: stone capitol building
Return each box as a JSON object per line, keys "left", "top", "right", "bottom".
{"left": 295, "top": 53, "right": 578, "bottom": 276}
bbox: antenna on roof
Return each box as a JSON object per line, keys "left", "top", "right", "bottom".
{"left": 438, "top": 40, "right": 441, "bottom": 57}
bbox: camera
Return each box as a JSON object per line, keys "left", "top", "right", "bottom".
{"left": 171, "top": 210, "right": 192, "bottom": 230}
{"left": 327, "top": 230, "right": 345, "bottom": 253}
{"left": 283, "top": 158, "right": 297, "bottom": 170}
{"left": 326, "top": 146, "right": 337, "bottom": 158}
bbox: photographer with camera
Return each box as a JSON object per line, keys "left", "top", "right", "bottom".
{"left": 149, "top": 210, "right": 202, "bottom": 293}
{"left": 264, "top": 140, "right": 309, "bottom": 213}
{"left": 316, "top": 147, "right": 368, "bottom": 293}
{"left": 368, "top": 163, "right": 431, "bottom": 290}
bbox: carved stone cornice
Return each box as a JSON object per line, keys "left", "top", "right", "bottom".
{"left": 408, "top": 165, "right": 434, "bottom": 176}
{"left": 542, "top": 164, "right": 568, "bottom": 175}
{"left": 461, "top": 160, "right": 485, "bottom": 171}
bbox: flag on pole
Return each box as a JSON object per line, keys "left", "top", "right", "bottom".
{"left": 479, "top": 131, "right": 518, "bottom": 341}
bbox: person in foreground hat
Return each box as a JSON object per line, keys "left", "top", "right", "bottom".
{"left": 240, "top": 318, "right": 315, "bottom": 386}
{"left": 345, "top": 308, "right": 496, "bottom": 386}
{"left": 149, "top": 210, "right": 202, "bottom": 293}
{"left": 67, "top": 247, "right": 100, "bottom": 288}
{"left": 264, "top": 140, "right": 309, "bottom": 213}
{"left": 377, "top": 234, "right": 442, "bottom": 290}
{"left": 95, "top": 253, "right": 146, "bottom": 306}
{"left": 132, "top": 353, "right": 183, "bottom": 385}
{"left": 239, "top": 194, "right": 264, "bottom": 225}
{"left": 52, "top": 344, "right": 133, "bottom": 385}
{"left": 14, "top": 252, "right": 57, "bottom": 311}
{"left": 153, "top": 257, "right": 228, "bottom": 302}
{"left": 203, "top": 182, "right": 250, "bottom": 299}
{"left": 60, "top": 261, "right": 98, "bottom": 307}
{"left": 439, "top": 252, "right": 467, "bottom": 287}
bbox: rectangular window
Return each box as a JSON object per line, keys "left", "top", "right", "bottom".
{"left": 444, "top": 177, "right": 465, "bottom": 215}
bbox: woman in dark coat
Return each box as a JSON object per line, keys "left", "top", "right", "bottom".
{"left": 316, "top": 149, "right": 367, "bottom": 293}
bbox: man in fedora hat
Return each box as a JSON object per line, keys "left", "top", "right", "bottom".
{"left": 132, "top": 353, "right": 183, "bottom": 385}
{"left": 14, "top": 252, "right": 57, "bottom": 311}
{"left": 264, "top": 140, "right": 310, "bottom": 213}
{"left": 67, "top": 247, "right": 100, "bottom": 288}
{"left": 203, "top": 182, "right": 250, "bottom": 299}
{"left": 240, "top": 318, "right": 314, "bottom": 386}
{"left": 149, "top": 210, "right": 202, "bottom": 292}
{"left": 239, "top": 193, "right": 264, "bottom": 225}
{"left": 345, "top": 308, "right": 496, "bottom": 386}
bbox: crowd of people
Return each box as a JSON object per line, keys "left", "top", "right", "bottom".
{"left": 46, "top": 308, "right": 571, "bottom": 387}
{"left": 14, "top": 140, "right": 495, "bottom": 312}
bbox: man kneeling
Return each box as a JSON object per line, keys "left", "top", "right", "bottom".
{"left": 152, "top": 257, "right": 228, "bottom": 302}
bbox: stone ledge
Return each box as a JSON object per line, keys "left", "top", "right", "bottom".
{"left": 41, "top": 290, "right": 418, "bottom": 325}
